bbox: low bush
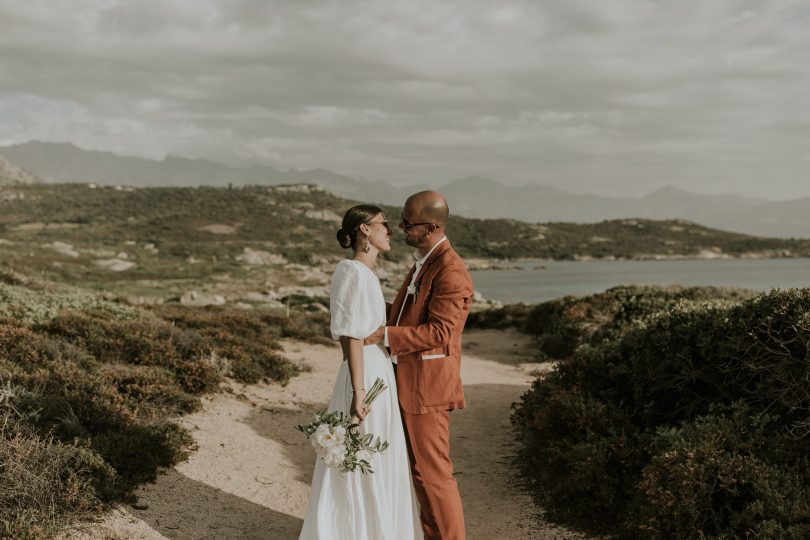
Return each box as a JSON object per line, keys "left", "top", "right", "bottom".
{"left": 0, "top": 323, "right": 195, "bottom": 494}
{"left": 466, "top": 302, "right": 532, "bottom": 330}
{"left": 0, "top": 281, "right": 139, "bottom": 325}
{"left": 513, "top": 289, "right": 810, "bottom": 538}
{"left": 471, "top": 285, "right": 755, "bottom": 359}
{"left": 0, "top": 383, "right": 116, "bottom": 538}
{"left": 38, "top": 311, "right": 219, "bottom": 393}
{"left": 150, "top": 305, "right": 312, "bottom": 384}
{"left": 635, "top": 403, "right": 810, "bottom": 539}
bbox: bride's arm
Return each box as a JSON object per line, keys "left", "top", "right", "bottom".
{"left": 339, "top": 336, "right": 368, "bottom": 421}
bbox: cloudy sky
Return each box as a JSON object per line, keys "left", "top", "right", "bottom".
{"left": 0, "top": 0, "right": 808, "bottom": 198}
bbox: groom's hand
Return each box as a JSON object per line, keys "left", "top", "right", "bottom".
{"left": 364, "top": 326, "right": 385, "bottom": 345}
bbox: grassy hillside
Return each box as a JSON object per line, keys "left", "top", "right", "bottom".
{"left": 0, "top": 183, "right": 808, "bottom": 302}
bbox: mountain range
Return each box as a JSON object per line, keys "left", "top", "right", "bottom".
{"left": 1, "top": 140, "right": 809, "bottom": 238}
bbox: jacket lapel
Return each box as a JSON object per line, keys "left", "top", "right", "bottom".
{"left": 418, "top": 239, "right": 452, "bottom": 274}
{"left": 389, "top": 240, "right": 454, "bottom": 326}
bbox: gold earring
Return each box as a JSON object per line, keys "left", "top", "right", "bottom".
{"left": 363, "top": 237, "right": 371, "bottom": 253}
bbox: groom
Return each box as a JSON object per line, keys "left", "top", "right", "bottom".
{"left": 367, "top": 191, "right": 473, "bottom": 540}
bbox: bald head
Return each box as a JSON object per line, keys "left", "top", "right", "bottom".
{"left": 405, "top": 190, "right": 449, "bottom": 228}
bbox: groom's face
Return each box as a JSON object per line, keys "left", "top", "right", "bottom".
{"left": 399, "top": 205, "right": 433, "bottom": 249}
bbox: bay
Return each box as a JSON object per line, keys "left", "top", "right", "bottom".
{"left": 470, "top": 258, "right": 810, "bottom": 305}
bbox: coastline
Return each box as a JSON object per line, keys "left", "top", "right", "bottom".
{"left": 467, "top": 249, "right": 805, "bottom": 270}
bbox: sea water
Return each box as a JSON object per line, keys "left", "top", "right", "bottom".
{"left": 470, "top": 258, "right": 810, "bottom": 304}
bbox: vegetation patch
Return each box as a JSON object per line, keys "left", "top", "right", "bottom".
{"left": 468, "top": 285, "right": 756, "bottom": 359}
{"left": 0, "top": 275, "right": 326, "bottom": 537}
{"left": 512, "top": 289, "right": 810, "bottom": 538}
{"left": 1, "top": 185, "right": 809, "bottom": 298}
{"left": 0, "top": 385, "right": 115, "bottom": 539}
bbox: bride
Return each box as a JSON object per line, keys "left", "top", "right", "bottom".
{"left": 299, "top": 205, "right": 422, "bottom": 540}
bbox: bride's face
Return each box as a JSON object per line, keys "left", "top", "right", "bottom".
{"left": 361, "top": 212, "right": 392, "bottom": 253}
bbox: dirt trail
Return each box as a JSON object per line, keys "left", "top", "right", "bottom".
{"left": 66, "top": 330, "right": 587, "bottom": 540}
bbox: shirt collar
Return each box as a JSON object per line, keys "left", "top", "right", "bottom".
{"left": 413, "top": 236, "right": 448, "bottom": 267}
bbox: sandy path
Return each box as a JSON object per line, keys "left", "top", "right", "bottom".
{"left": 66, "top": 330, "right": 587, "bottom": 540}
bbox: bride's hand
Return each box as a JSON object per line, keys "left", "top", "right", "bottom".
{"left": 351, "top": 390, "right": 369, "bottom": 422}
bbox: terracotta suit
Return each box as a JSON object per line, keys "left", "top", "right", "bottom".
{"left": 386, "top": 239, "right": 474, "bottom": 540}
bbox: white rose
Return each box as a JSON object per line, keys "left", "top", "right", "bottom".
{"left": 323, "top": 446, "right": 347, "bottom": 468}
{"left": 332, "top": 425, "right": 347, "bottom": 446}
{"left": 310, "top": 434, "right": 326, "bottom": 455}
{"left": 313, "top": 424, "right": 338, "bottom": 449}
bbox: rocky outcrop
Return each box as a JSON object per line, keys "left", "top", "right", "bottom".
{"left": 0, "top": 154, "right": 42, "bottom": 185}
{"left": 179, "top": 290, "right": 226, "bottom": 306}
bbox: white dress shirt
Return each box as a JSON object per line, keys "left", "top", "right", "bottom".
{"left": 385, "top": 236, "right": 448, "bottom": 363}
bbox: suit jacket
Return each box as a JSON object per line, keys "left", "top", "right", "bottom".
{"left": 387, "top": 240, "right": 474, "bottom": 414}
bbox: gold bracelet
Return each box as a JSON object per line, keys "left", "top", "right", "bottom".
{"left": 352, "top": 388, "right": 365, "bottom": 393}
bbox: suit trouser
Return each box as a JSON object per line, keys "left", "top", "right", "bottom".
{"left": 401, "top": 409, "right": 465, "bottom": 540}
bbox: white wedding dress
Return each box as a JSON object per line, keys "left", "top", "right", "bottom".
{"left": 299, "top": 259, "right": 422, "bottom": 540}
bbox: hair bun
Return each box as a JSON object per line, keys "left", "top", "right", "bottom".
{"left": 336, "top": 228, "right": 352, "bottom": 249}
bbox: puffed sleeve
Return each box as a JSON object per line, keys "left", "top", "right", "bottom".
{"left": 329, "top": 261, "right": 377, "bottom": 340}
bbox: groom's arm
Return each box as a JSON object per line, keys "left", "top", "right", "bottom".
{"left": 364, "top": 325, "right": 385, "bottom": 345}
{"left": 384, "top": 265, "right": 472, "bottom": 356}
{"left": 362, "top": 303, "right": 393, "bottom": 345}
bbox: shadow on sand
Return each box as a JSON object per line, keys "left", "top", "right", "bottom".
{"left": 242, "top": 400, "right": 326, "bottom": 485}
{"left": 123, "top": 470, "right": 303, "bottom": 539}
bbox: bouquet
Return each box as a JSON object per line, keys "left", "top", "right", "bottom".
{"left": 295, "top": 377, "right": 390, "bottom": 474}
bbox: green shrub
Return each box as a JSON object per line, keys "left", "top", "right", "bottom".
{"left": 99, "top": 364, "right": 200, "bottom": 419}
{"left": 151, "top": 305, "right": 305, "bottom": 384}
{"left": 635, "top": 403, "right": 810, "bottom": 539}
{"left": 466, "top": 303, "right": 532, "bottom": 330}
{"left": 474, "top": 285, "right": 755, "bottom": 359}
{"left": 38, "top": 311, "right": 220, "bottom": 393}
{"left": 511, "top": 380, "right": 647, "bottom": 532}
{"left": 277, "top": 310, "right": 332, "bottom": 345}
{"left": 513, "top": 289, "right": 810, "bottom": 538}
{"left": 0, "top": 324, "right": 197, "bottom": 493}
{"left": 0, "top": 282, "right": 139, "bottom": 325}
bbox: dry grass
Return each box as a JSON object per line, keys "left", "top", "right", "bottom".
{"left": 1, "top": 384, "right": 115, "bottom": 538}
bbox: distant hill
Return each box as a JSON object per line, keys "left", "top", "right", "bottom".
{"left": 3, "top": 140, "right": 810, "bottom": 238}
{"left": 0, "top": 181, "right": 807, "bottom": 273}
{"left": 0, "top": 141, "right": 283, "bottom": 186}
{"left": 0, "top": 154, "right": 42, "bottom": 185}
{"left": 0, "top": 180, "right": 808, "bottom": 309}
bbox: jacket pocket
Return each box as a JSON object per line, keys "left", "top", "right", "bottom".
{"left": 420, "top": 345, "right": 448, "bottom": 361}
{"left": 416, "top": 355, "right": 459, "bottom": 406}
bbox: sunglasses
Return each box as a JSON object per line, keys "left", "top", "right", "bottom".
{"left": 400, "top": 214, "right": 435, "bottom": 231}
{"left": 361, "top": 219, "right": 393, "bottom": 234}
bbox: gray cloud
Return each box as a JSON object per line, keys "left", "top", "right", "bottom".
{"left": 1, "top": 0, "right": 808, "bottom": 198}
